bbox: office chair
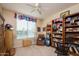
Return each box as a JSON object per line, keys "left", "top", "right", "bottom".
{"left": 55, "top": 37, "right": 73, "bottom": 56}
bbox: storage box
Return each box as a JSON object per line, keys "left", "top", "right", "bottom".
{"left": 23, "top": 40, "right": 32, "bottom": 47}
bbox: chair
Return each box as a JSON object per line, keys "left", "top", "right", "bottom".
{"left": 55, "top": 42, "right": 70, "bottom": 56}
{"left": 55, "top": 37, "right": 73, "bottom": 56}
{"left": 37, "top": 34, "right": 45, "bottom": 45}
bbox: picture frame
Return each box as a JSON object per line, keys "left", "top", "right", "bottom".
{"left": 43, "top": 27, "right": 46, "bottom": 31}
{"left": 60, "top": 10, "right": 70, "bottom": 18}
{"left": 37, "top": 27, "right": 41, "bottom": 32}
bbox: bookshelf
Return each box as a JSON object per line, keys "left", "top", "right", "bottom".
{"left": 46, "top": 24, "right": 51, "bottom": 46}
{"left": 64, "top": 13, "right": 79, "bottom": 56}
{"left": 51, "top": 18, "right": 63, "bottom": 47}
{"left": 46, "top": 24, "right": 51, "bottom": 32}
{"left": 50, "top": 13, "right": 79, "bottom": 56}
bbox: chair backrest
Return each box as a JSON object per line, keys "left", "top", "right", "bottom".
{"left": 56, "top": 42, "right": 70, "bottom": 53}
{"left": 65, "top": 37, "right": 73, "bottom": 43}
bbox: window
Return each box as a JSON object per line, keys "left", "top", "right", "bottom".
{"left": 16, "top": 14, "right": 36, "bottom": 40}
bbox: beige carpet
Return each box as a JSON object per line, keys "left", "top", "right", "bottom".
{"left": 15, "top": 45, "right": 57, "bottom": 56}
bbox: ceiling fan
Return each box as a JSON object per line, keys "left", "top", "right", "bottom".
{"left": 26, "top": 3, "right": 42, "bottom": 15}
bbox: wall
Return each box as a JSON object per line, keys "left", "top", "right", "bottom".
{"left": 43, "top": 4, "right": 79, "bottom": 27}
{"left": 0, "top": 7, "right": 43, "bottom": 48}
{"left": 0, "top": 6, "right": 2, "bottom": 14}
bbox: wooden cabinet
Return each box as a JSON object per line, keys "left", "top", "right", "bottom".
{"left": 37, "top": 34, "right": 44, "bottom": 45}
{"left": 0, "top": 13, "right": 5, "bottom": 49}
{"left": 5, "top": 30, "right": 13, "bottom": 48}
{"left": 23, "top": 40, "right": 32, "bottom": 47}
{"left": 0, "top": 27, "right": 4, "bottom": 48}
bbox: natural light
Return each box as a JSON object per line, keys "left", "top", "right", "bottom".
{"left": 16, "top": 14, "right": 36, "bottom": 39}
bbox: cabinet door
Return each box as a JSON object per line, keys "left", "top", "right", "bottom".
{"left": 0, "top": 39, "right": 4, "bottom": 49}
{"left": 0, "top": 17, "right": 4, "bottom": 49}
{"left": 5, "top": 30, "right": 13, "bottom": 48}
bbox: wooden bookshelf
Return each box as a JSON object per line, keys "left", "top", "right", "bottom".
{"left": 53, "top": 32, "right": 62, "bottom": 35}
{"left": 54, "top": 21, "right": 62, "bottom": 23}
{"left": 46, "top": 24, "right": 51, "bottom": 31}
{"left": 48, "top": 12, "right": 79, "bottom": 56}
{"left": 66, "top": 31, "right": 79, "bottom": 33}
{"left": 52, "top": 37, "right": 62, "bottom": 39}
{"left": 65, "top": 25, "right": 79, "bottom": 28}
{"left": 46, "top": 24, "right": 52, "bottom": 46}
{"left": 51, "top": 18, "right": 63, "bottom": 47}
{"left": 65, "top": 19, "right": 79, "bottom": 23}
{"left": 64, "top": 13, "right": 79, "bottom": 56}
{"left": 65, "top": 12, "right": 79, "bottom": 19}
{"left": 50, "top": 13, "right": 79, "bottom": 56}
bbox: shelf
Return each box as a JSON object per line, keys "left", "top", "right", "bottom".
{"left": 75, "top": 19, "right": 79, "bottom": 22}
{"left": 52, "top": 37, "right": 62, "bottom": 39}
{"left": 65, "top": 21, "right": 70, "bottom": 23}
{"left": 47, "top": 27, "right": 51, "bottom": 28}
{"left": 65, "top": 25, "right": 79, "bottom": 28}
{"left": 69, "top": 51, "right": 79, "bottom": 56}
{"left": 46, "top": 28, "right": 51, "bottom": 31}
{"left": 73, "top": 37, "right": 79, "bottom": 39}
{"left": 53, "top": 32, "right": 62, "bottom": 35}
{"left": 64, "top": 13, "right": 79, "bottom": 56}
{"left": 66, "top": 31, "right": 79, "bottom": 33}
{"left": 47, "top": 28, "right": 51, "bottom": 29}
{"left": 65, "top": 19, "right": 79, "bottom": 23}
{"left": 65, "top": 13, "right": 79, "bottom": 19}
{"left": 65, "top": 36, "right": 79, "bottom": 40}
{"left": 52, "top": 41, "right": 63, "bottom": 44}
{"left": 70, "top": 37, "right": 79, "bottom": 40}
{"left": 47, "top": 25, "right": 51, "bottom": 27}
{"left": 54, "top": 21, "right": 62, "bottom": 23}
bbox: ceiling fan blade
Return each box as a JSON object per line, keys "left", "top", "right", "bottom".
{"left": 26, "top": 4, "right": 35, "bottom": 8}
{"left": 37, "top": 9, "right": 42, "bottom": 14}
{"left": 31, "top": 9, "right": 35, "bottom": 13}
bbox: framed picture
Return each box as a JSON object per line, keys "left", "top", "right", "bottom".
{"left": 37, "top": 27, "right": 41, "bottom": 32}
{"left": 43, "top": 27, "right": 46, "bottom": 31}
{"left": 60, "top": 10, "right": 70, "bottom": 18}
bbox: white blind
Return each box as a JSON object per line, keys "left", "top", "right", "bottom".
{"left": 16, "top": 14, "right": 36, "bottom": 40}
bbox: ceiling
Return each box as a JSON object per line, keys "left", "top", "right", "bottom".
{"left": 0, "top": 3, "right": 77, "bottom": 19}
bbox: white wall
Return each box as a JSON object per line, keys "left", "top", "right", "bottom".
{"left": 0, "top": 6, "right": 2, "bottom": 14}
{"left": 43, "top": 4, "right": 79, "bottom": 27}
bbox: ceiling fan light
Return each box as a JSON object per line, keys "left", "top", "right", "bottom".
{"left": 35, "top": 3, "right": 39, "bottom": 7}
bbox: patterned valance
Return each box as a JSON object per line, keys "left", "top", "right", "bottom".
{"left": 15, "top": 13, "right": 37, "bottom": 22}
